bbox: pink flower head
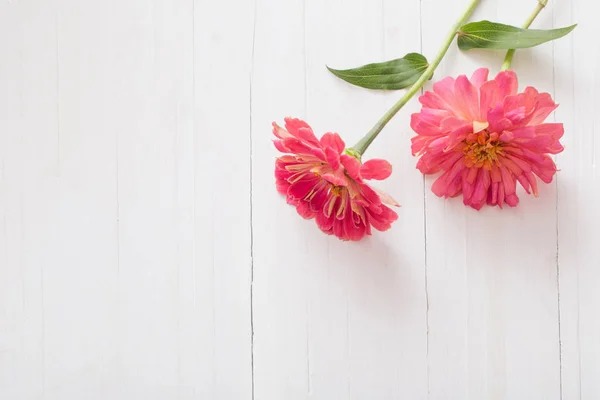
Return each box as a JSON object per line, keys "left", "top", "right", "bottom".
{"left": 411, "top": 68, "right": 564, "bottom": 210}
{"left": 273, "top": 118, "right": 399, "bottom": 241}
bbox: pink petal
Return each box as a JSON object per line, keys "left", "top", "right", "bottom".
{"left": 288, "top": 176, "right": 319, "bottom": 200}
{"left": 325, "top": 146, "right": 341, "bottom": 170}
{"left": 505, "top": 193, "right": 519, "bottom": 207}
{"left": 431, "top": 160, "right": 465, "bottom": 198}
{"left": 433, "top": 76, "right": 462, "bottom": 116}
{"left": 340, "top": 154, "right": 361, "bottom": 180}
{"left": 411, "top": 112, "right": 442, "bottom": 136}
{"left": 358, "top": 183, "right": 383, "bottom": 209}
{"left": 274, "top": 165, "right": 293, "bottom": 181}
{"left": 286, "top": 195, "right": 299, "bottom": 206}
{"left": 284, "top": 118, "right": 318, "bottom": 144}
{"left": 495, "top": 70, "right": 519, "bottom": 98}
{"left": 309, "top": 184, "right": 330, "bottom": 211}
{"left": 498, "top": 182, "right": 506, "bottom": 208}
{"left": 272, "top": 122, "right": 292, "bottom": 139}
{"left": 503, "top": 89, "right": 537, "bottom": 126}
{"left": 421, "top": 107, "right": 452, "bottom": 123}
{"left": 473, "top": 120, "right": 489, "bottom": 133}
{"left": 445, "top": 174, "right": 464, "bottom": 197}
{"left": 528, "top": 92, "right": 558, "bottom": 125}
{"left": 510, "top": 126, "right": 536, "bottom": 139}
{"left": 488, "top": 182, "right": 499, "bottom": 205}
{"left": 465, "top": 165, "right": 478, "bottom": 184}
{"left": 366, "top": 205, "right": 398, "bottom": 232}
{"left": 504, "top": 106, "right": 528, "bottom": 126}
{"left": 416, "top": 148, "right": 461, "bottom": 174}
{"left": 462, "top": 170, "right": 475, "bottom": 202}
{"left": 490, "top": 163, "right": 502, "bottom": 182}
{"left": 295, "top": 200, "right": 317, "bottom": 219}
{"left": 454, "top": 75, "right": 480, "bottom": 120}
{"left": 505, "top": 154, "right": 533, "bottom": 173}
{"left": 429, "top": 136, "right": 451, "bottom": 152}
{"left": 517, "top": 174, "right": 531, "bottom": 194}
{"left": 487, "top": 104, "right": 512, "bottom": 134}
{"left": 442, "top": 116, "right": 473, "bottom": 149}
{"left": 525, "top": 171, "right": 539, "bottom": 196}
{"left": 316, "top": 205, "right": 335, "bottom": 232}
{"left": 273, "top": 139, "right": 289, "bottom": 153}
{"left": 535, "top": 123, "right": 564, "bottom": 141}
{"left": 479, "top": 80, "right": 501, "bottom": 120}
{"left": 280, "top": 137, "right": 325, "bottom": 159}
{"left": 468, "top": 169, "right": 490, "bottom": 210}
{"left": 296, "top": 127, "right": 321, "bottom": 146}
{"left": 323, "top": 194, "right": 339, "bottom": 218}
{"left": 335, "top": 191, "right": 349, "bottom": 219}
{"left": 343, "top": 211, "right": 368, "bottom": 241}
{"left": 431, "top": 175, "right": 451, "bottom": 198}
{"left": 320, "top": 132, "right": 345, "bottom": 154}
{"left": 419, "top": 91, "right": 452, "bottom": 111}
{"left": 501, "top": 157, "right": 524, "bottom": 176}
{"left": 529, "top": 105, "right": 558, "bottom": 126}
{"left": 360, "top": 159, "right": 392, "bottom": 180}
{"left": 470, "top": 68, "right": 489, "bottom": 89}
{"left": 332, "top": 216, "right": 346, "bottom": 239}
{"left": 276, "top": 179, "right": 290, "bottom": 195}
{"left": 513, "top": 152, "right": 556, "bottom": 184}
{"left": 411, "top": 135, "right": 433, "bottom": 156}
{"left": 499, "top": 130, "right": 514, "bottom": 142}
{"left": 371, "top": 186, "right": 400, "bottom": 207}
{"left": 321, "top": 170, "right": 348, "bottom": 186}
{"left": 500, "top": 166, "right": 517, "bottom": 196}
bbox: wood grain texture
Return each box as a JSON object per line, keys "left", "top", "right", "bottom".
{"left": 423, "top": 1, "right": 562, "bottom": 399}
{"left": 555, "top": 0, "right": 600, "bottom": 398}
{"left": 0, "top": 0, "right": 595, "bottom": 399}
{"left": 0, "top": 1, "right": 58, "bottom": 398}
{"left": 252, "top": 0, "right": 427, "bottom": 398}
{"left": 194, "top": 0, "right": 254, "bottom": 398}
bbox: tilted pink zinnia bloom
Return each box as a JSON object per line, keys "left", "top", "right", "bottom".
{"left": 273, "top": 118, "right": 399, "bottom": 241}
{"left": 411, "top": 68, "right": 564, "bottom": 210}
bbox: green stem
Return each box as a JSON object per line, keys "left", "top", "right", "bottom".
{"left": 501, "top": 0, "right": 548, "bottom": 71}
{"left": 350, "top": 0, "right": 481, "bottom": 157}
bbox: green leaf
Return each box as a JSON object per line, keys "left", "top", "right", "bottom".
{"left": 326, "top": 53, "right": 429, "bottom": 91}
{"left": 457, "top": 20, "right": 576, "bottom": 51}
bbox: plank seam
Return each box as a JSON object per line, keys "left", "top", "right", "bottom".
{"left": 249, "top": 1, "right": 258, "bottom": 398}
{"left": 419, "top": 1, "right": 431, "bottom": 398}
{"left": 551, "top": 1, "right": 564, "bottom": 398}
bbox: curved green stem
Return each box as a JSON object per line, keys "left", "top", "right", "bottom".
{"left": 350, "top": 0, "right": 481, "bottom": 157}
{"left": 501, "top": 0, "right": 548, "bottom": 71}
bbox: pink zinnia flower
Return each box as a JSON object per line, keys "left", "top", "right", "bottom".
{"left": 273, "top": 118, "right": 399, "bottom": 241}
{"left": 411, "top": 68, "right": 564, "bottom": 210}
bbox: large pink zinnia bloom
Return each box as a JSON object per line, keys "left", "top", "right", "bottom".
{"left": 273, "top": 118, "right": 399, "bottom": 241}
{"left": 411, "top": 68, "right": 564, "bottom": 210}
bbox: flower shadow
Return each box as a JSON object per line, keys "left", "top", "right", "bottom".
{"left": 322, "top": 234, "right": 425, "bottom": 319}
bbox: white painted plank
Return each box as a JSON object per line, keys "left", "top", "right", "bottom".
{"left": 192, "top": 0, "right": 255, "bottom": 398}
{"left": 252, "top": 0, "right": 427, "bottom": 398}
{"left": 174, "top": 1, "right": 199, "bottom": 398}
{"left": 250, "top": 0, "right": 312, "bottom": 396}
{"left": 555, "top": 0, "right": 600, "bottom": 398}
{"left": 0, "top": 0, "right": 256, "bottom": 398}
{"left": 109, "top": 1, "right": 184, "bottom": 397}
{"left": 0, "top": 1, "right": 59, "bottom": 398}
{"left": 41, "top": 1, "right": 120, "bottom": 398}
{"left": 422, "top": 0, "right": 561, "bottom": 398}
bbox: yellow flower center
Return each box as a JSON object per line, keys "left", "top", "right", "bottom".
{"left": 330, "top": 186, "right": 343, "bottom": 196}
{"left": 463, "top": 130, "right": 504, "bottom": 169}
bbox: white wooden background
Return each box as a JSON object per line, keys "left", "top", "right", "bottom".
{"left": 0, "top": 0, "right": 596, "bottom": 398}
